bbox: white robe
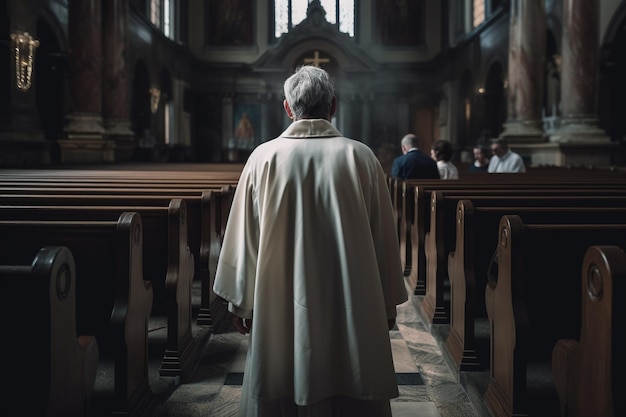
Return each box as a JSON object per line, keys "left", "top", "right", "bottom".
{"left": 213, "top": 119, "right": 408, "bottom": 416}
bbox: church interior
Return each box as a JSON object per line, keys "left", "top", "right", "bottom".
{"left": 1, "top": 1, "right": 626, "bottom": 417}
{"left": 2, "top": 0, "right": 626, "bottom": 169}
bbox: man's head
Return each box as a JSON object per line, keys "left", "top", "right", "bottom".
{"left": 283, "top": 65, "right": 336, "bottom": 121}
{"left": 490, "top": 138, "right": 509, "bottom": 158}
{"left": 400, "top": 133, "right": 419, "bottom": 154}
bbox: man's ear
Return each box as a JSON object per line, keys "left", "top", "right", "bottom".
{"left": 284, "top": 100, "right": 294, "bottom": 120}
{"left": 330, "top": 96, "right": 337, "bottom": 117}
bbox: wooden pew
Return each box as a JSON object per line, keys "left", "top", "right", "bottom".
{"left": 551, "top": 245, "right": 626, "bottom": 417}
{"left": 484, "top": 216, "right": 626, "bottom": 417}
{"left": 422, "top": 191, "right": 626, "bottom": 325}
{"left": 0, "top": 200, "right": 196, "bottom": 378}
{"left": 0, "top": 189, "right": 224, "bottom": 328}
{"left": 0, "top": 212, "right": 154, "bottom": 417}
{"left": 0, "top": 246, "right": 99, "bottom": 417}
{"left": 445, "top": 201, "right": 626, "bottom": 376}
{"left": 421, "top": 191, "right": 626, "bottom": 326}
{"left": 404, "top": 179, "right": 626, "bottom": 295}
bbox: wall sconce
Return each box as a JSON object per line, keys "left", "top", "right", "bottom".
{"left": 10, "top": 31, "right": 40, "bottom": 91}
{"left": 149, "top": 87, "right": 161, "bottom": 113}
{"left": 477, "top": 87, "right": 485, "bottom": 95}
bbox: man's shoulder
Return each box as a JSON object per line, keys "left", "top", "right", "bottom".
{"left": 406, "top": 150, "right": 429, "bottom": 161}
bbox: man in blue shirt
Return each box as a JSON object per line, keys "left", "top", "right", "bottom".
{"left": 391, "top": 133, "right": 440, "bottom": 179}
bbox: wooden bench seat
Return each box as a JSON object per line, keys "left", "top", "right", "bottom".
{"left": 484, "top": 216, "right": 626, "bottom": 417}
{"left": 401, "top": 181, "right": 626, "bottom": 295}
{"left": 421, "top": 191, "right": 626, "bottom": 326}
{"left": 551, "top": 245, "right": 626, "bottom": 417}
{"left": 0, "top": 213, "right": 154, "bottom": 417}
{"left": 0, "top": 190, "right": 224, "bottom": 328}
{"left": 444, "top": 201, "right": 626, "bottom": 376}
{"left": 0, "top": 201, "right": 196, "bottom": 378}
{"left": 0, "top": 246, "right": 99, "bottom": 417}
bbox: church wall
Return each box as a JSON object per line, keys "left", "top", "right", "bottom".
{"left": 2, "top": 0, "right": 626, "bottom": 166}
{"left": 184, "top": 0, "right": 452, "bottom": 163}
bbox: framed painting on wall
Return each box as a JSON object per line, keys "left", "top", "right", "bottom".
{"left": 232, "top": 102, "right": 260, "bottom": 150}
{"left": 207, "top": 0, "right": 254, "bottom": 46}
{"left": 376, "top": 0, "right": 423, "bottom": 46}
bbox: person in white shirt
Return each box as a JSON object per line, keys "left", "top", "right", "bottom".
{"left": 430, "top": 139, "right": 459, "bottom": 179}
{"left": 488, "top": 138, "right": 527, "bottom": 173}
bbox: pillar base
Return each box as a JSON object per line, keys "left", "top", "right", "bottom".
{"left": 105, "top": 120, "right": 136, "bottom": 162}
{"left": 549, "top": 117, "right": 610, "bottom": 144}
{"left": 500, "top": 120, "right": 544, "bottom": 143}
{"left": 512, "top": 141, "right": 618, "bottom": 167}
{"left": 56, "top": 136, "right": 115, "bottom": 164}
{"left": 0, "top": 134, "right": 50, "bottom": 167}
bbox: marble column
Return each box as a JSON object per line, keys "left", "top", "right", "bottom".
{"left": 61, "top": 0, "right": 113, "bottom": 163}
{"left": 550, "top": 0, "right": 608, "bottom": 144}
{"left": 103, "top": 0, "right": 134, "bottom": 160}
{"left": 500, "top": 0, "right": 545, "bottom": 142}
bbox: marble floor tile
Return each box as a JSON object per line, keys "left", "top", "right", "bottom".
{"left": 153, "top": 285, "right": 491, "bottom": 417}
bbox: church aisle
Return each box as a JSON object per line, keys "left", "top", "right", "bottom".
{"left": 153, "top": 281, "right": 489, "bottom": 417}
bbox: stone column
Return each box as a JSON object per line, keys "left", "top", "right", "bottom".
{"left": 500, "top": 0, "right": 545, "bottom": 142}
{"left": 60, "top": 0, "right": 113, "bottom": 163}
{"left": 550, "top": 0, "right": 608, "bottom": 144}
{"left": 103, "top": 0, "right": 134, "bottom": 160}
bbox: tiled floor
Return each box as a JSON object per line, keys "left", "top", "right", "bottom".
{"left": 152, "top": 280, "right": 492, "bottom": 417}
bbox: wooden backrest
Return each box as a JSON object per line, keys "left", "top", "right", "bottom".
{"left": 445, "top": 202, "right": 626, "bottom": 374}
{"left": 0, "top": 212, "right": 153, "bottom": 414}
{"left": 552, "top": 245, "right": 626, "bottom": 417}
{"left": 0, "top": 246, "right": 99, "bottom": 417}
{"left": 484, "top": 216, "right": 626, "bottom": 417}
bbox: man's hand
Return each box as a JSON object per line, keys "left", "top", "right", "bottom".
{"left": 231, "top": 314, "right": 252, "bottom": 335}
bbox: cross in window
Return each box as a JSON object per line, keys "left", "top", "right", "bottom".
{"left": 303, "top": 50, "right": 330, "bottom": 67}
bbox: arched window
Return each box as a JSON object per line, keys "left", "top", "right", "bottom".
{"left": 150, "top": 0, "right": 177, "bottom": 40}
{"left": 473, "top": 0, "right": 485, "bottom": 28}
{"left": 274, "top": 0, "right": 355, "bottom": 38}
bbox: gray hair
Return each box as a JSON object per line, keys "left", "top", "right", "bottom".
{"left": 284, "top": 66, "right": 335, "bottom": 119}
{"left": 401, "top": 133, "right": 419, "bottom": 148}
{"left": 491, "top": 137, "right": 509, "bottom": 150}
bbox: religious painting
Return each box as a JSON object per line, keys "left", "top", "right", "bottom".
{"left": 232, "top": 102, "right": 260, "bottom": 150}
{"left": 376, "top": 0, "right": 423, "bottom": 46}
{"left": 207, "top": 0, "right": 254, "bottom": 46}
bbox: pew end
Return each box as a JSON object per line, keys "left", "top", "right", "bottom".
{"left": 552, "top": 245, "right": 626, "bottom": 417}
{"left": 0, "top": 246, "right": 99, "bottom": 417}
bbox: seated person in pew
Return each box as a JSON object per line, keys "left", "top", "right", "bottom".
{"left": 391, "top": 133, "right": 440, "bottom": 180}
{"left": 468, "top": 144, "right": 490, "bottom": 172}
{"left": 430, "top": 139, "right": 459, "bottom": 180}
{"left": 214, "top": 65, "right": 408, "bottom": 417}
{"left": 487, "top": 137, "right": 526, "bottom": 173}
